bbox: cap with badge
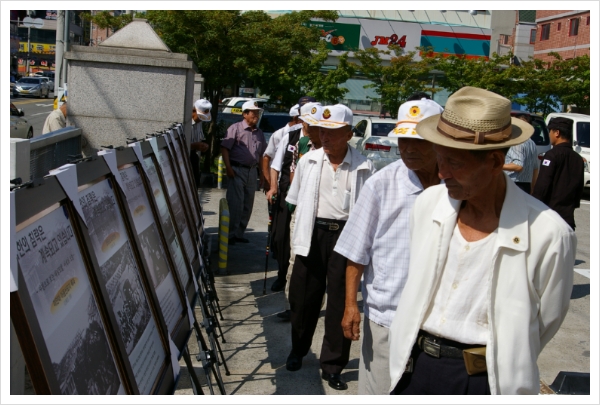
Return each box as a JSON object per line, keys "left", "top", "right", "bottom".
{"left": 298, "top": 102, "right": 323, "bottom": 125}
{"left": 314, "top": 104, "right": 353, "bottom": 129}
{"left": 194, "top": 99, "right": 212, "bottom": 122}
{"left": 242, "top": 100, "right": 263, "bottom": 112}
{"left": 389, "top": 98, "right": 444, "bottom": 139}
{"left": 289, "top": 104, "right": 300, "bottom": 117}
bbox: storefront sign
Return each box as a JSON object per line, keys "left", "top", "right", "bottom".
{"left": 370, "top": 34, "right": 407, "bottom": 47}
{"left": 19, "top": 42, "right": 56, "bottom": 54}
{"left": 303, "top": 20, "right": 361, "bottom": 51}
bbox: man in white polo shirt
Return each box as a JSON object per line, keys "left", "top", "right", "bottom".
{"left": 285, "top": 104, "right": 375, "bottom": 391}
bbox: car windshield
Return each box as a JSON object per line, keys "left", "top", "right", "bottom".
{"left": 576, "top": 122, "right": 590, "bottom": 148}
{"left": 371, "top": 122, "right": 397, "bottom": 136}
{"left": 18, "top": 78, "right": 42, "bottom": 84}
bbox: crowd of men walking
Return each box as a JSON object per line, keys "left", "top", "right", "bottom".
{"left": 190, "top": 85, "right": 583, "bottom": 395}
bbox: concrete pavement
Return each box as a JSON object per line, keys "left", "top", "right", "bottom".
{"left": 174, "top": 185, "right": 591, "bottom": 396}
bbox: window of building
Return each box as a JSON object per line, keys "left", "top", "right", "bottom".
{"left": 586, "top": 16, "right": 590, "bottom": 25}
{"left": 530, "top": 29, "right": 537, "bottom": 44}
{"left": 569, "top": 18, "right": 579, "bottom": 36}
{"left": 500, "top": 34, "right": 509, "bottom": 45}
{"left": 557, "top": 22, "right": 561, "bottom": 31}
{"left": 540, "top": 24, "right": 550, "bottom": 41}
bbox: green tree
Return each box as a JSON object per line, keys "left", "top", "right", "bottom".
{"left": 145, "top": 10, "right": 352, "bottom": 171}
{"left": 351, "top": 46, "right": 432, "bottom": 118}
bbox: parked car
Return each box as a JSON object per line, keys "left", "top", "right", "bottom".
{"left": 33, "top": 71, "right": 55, "bottom": 80}
{"left": 39, "top": 76, "right": 54, "bottom": 92}
{"left": 15, "top": 77, "right": 50, "bottom": 98}
{"left": 219, "top": 97, "right": 269, "bottom": 114}
{"left": 349, "top": 117, "right": 398, "bottom": 170}
{"left": 545, "top": 112, "right": 590, "bottom": 189}
{"left": 10, "top": 103, "right": 33, "bottom": 139}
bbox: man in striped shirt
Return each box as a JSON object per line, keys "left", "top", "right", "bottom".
{"left": 502, "top": 114, "right": 539, "bottom": 194}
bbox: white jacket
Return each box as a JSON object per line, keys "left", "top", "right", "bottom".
{"left": 389, "top": 174, "right": 576, "bottom": 394}
{"left": 286, "top": 146, "right": 375, "bottom": 257}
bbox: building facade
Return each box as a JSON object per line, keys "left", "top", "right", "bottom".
{"left": 534, "top": 10, "right": 590, "bottom": 62}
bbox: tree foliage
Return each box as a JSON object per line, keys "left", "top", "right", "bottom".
{"left": 144, "top": 10, "right": 354, "bottom": 170}
{"left": 351, "top": 47, "right": 432, "bottom": 118}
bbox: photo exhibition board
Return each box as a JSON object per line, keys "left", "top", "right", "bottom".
{"left": 76, "top": 174, "right": 168, "bottom": 394}
{"left": 117, "top": 162, "right": 188, "bottom": 346}
{"left": 139, "top": 147, "right": 197, "bottom": 303}
{"left": 11, "top": 177, "right": 126, "bottom": 394}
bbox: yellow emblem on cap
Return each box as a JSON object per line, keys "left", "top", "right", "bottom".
{"left": 254, "top": 102, "right": 258, "bottom": 107}
{"left": 323, "top": 109, "right": 331, "bottom": 119}
{"left": 409, "top": 106, "right": 420, "bottom": 117}
{"left": 311, "top": 107, "right": 317, "bottom": 114}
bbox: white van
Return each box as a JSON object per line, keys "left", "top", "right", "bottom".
{"left": 545, "top": 112, "right": 590, "bottom": 188}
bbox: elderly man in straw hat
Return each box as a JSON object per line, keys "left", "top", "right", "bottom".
{"left": 388, "top": 87, "right": 576, "bottom": 395}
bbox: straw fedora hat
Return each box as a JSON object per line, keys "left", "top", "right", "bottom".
{"left": 415, "top": 87, "right": 534, "bottom": 150}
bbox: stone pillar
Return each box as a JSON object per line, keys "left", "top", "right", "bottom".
{"left": 193, "top": 74, "right": 204, "bottom": 101}
{"left": 64, "top": 19, "right": 197, "bottom": 154}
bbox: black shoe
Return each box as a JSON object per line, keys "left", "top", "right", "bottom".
{"left": 321, "top": 372, "right": 348, "bottom": 391}
{"left": 286, "top": 352, "right": 303, "bottom": 372}
{"left": 234, "top": 237, "right": 250, "bottom": 243}
{"left": 271, "top": 278, "right": 286, "bottom": 292}
{"left": 228, "top": 237, "right": 236, "bottom": 245}
{"left": 276, "top": 310, "right": 291, "bottom": 321}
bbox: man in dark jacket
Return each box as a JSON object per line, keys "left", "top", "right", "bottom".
{"left": 532, "top": 117, "right": 584, "bottom": 229}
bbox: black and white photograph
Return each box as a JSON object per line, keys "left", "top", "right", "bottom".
{"left": 79, "top": 179, "right": 125, "bottom": 266}
{"left": 16, "top": 205, "right": 122, "bottom": 395}
{"left": 98, "top": 242, "right": 152, "bottom": 356}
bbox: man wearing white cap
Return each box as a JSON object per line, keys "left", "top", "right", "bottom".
{"left": 387, "top": 87, "right": 575, "bottom": 395}
{"left": 221, "top": 100, "right": 267, "bottom": 244}
{"left": 334, "top": 97, "right": 444, "bottom": 394}
{"left": 190, "top": 99, "right": 212, "bottom": 187}
{"left": 285, "top": 104, "right": 375, "bottom": 390}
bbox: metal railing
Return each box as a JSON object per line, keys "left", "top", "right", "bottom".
{"left": 29, "top": 126, "right": 82, "bottom": 180}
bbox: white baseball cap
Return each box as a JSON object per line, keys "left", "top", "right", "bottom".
{"left": 289, "top": 104, "right": 300, "bottom": 117}
{"left": 298, "top": 102, "right": 323, "bottom": 125}
{"left": 194, "top": 99, "right": 212, "bottom": 122}
{"left": 242, "top": 100, "right": 263, "bottom": 112}
{"left": 389, "top": 98, "right": 444, "bottom": 139}
{"left": 314, "top": 104, "right": 353, "bottom": 129}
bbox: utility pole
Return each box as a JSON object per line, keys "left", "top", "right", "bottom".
{"left": 55, "top": 11, "right": 65, "bottom": 93}
{"left": 62, "top": 10, "right": 70, "bottom": 88}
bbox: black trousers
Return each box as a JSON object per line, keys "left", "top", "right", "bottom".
{"left": 270, "top": 190, "right": 291, "bottom": 282}
{"left": 190, "top": 151, "right": 201, "bottom": 188}
{"left": 391, "top": 343, "right": 491, "bottom": 395}
{"left": 289, "top": 224, "right": 351, "bottom": 375}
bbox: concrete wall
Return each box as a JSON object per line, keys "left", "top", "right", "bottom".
{"left": 64, "top": 20, "right": 197, "bottom": 155}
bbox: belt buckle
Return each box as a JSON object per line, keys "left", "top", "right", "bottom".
{"left": 423, "top": 337, "right": 441, "bottom": 358}
{"left": 328, "top": 223, "right": 339, "bottom": 231}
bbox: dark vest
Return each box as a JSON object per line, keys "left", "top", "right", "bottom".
{"left": 278, "top": 128, "right": 302, "bottom": 192}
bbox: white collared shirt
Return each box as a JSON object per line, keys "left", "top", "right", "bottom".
{"left": 316, "top": 147, "right": 352, "bottom": 220}
{"left": 421, "top": 224, "right": 497, "bottom": 345}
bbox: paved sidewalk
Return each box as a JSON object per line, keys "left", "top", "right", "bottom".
{"left": 175, "top": 187, "right": 363, "bottom": 395}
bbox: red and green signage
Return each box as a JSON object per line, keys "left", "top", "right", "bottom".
{"left": 303, "top": 20, "right": 360, "bottom": 51}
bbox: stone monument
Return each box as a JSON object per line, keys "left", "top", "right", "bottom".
{"left": 65, "top": 19, "right": 197, "bottom": 155}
